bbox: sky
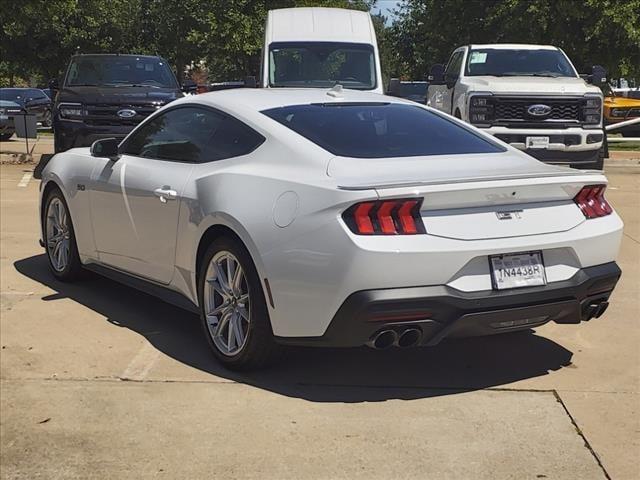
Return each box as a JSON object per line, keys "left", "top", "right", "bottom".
{"left": 373, "top": 0, "right": 402, "bottom": 23}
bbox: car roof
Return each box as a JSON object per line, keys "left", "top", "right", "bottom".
{"left": 469, "top": 44, "right": 558, "bottom": 50}
{"left": 186, "top": 88, "right": 408, "bottom": 112}
{"left": 70, "top": 53, "right": 164, "bottom": 59}
{"left": 266, "top": 7, "right": 375, "bottom": 44}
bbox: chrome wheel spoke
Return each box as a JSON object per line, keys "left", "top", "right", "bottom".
{"left": 203, "top": 250, "right": 251, "bottom": 356}
{"left": 237, "top": 305, "right": 249, "bottom": 321}
{"left": 45, "top": 198, "right": 71, "bottom": 272}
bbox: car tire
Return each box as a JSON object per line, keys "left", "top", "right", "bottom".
{"left": 42, "top": 109, "right": 52, "bottom": 128}
{"left": 43, "top": 188, "right": 83, "bottom": 281}
{"left": 197, "top": 236, "right": 280, "bottom": 370}
{"left": 0, "top": 133, "right": 12, "bottom": 141}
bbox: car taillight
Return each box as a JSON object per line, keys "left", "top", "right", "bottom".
{"left": 574, "top": 184, "right": 613, "bottom": 219}
{"left": 343, "top": 199, "right": 426, "bottom": 235}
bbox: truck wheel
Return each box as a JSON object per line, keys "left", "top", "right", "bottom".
{"left": 454, "top": 109, "right": 462, "bottom": 119}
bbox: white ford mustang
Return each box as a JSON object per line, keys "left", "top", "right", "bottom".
{"left": 39, "top": 88, "right": 623, "bottom": 369}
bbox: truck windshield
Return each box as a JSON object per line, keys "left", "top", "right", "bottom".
{"left": 269, "top": 42, "right": 376, "bottom": 90}
{"left": 65, "top": 56, "right": 178, "bottom": 88}
{"left": 465, "top": 49, "right": 576, "bottom": 78}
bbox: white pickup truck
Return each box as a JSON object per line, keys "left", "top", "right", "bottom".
{"left": 427, "top": 44, "right": 607, "bottom": 170}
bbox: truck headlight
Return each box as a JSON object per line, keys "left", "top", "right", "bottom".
{"left": 582, "top": 96, "right": 602, "bottom": 125}
{"left": 468, "top": 95, "right": 493, "bottom": 125}
{"left": 59, "top": 103, "right": 85, "bottom": 119}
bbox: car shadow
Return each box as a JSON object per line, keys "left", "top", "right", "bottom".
{"left": 14, "top": 254, "right": 574, "bottom": 403}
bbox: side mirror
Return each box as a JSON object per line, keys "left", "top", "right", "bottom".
{"left": 387, "top": 78, "right": 402, "bottom": 96}
{"left": 181, "top": 80, "right": 197, "bottom": 94}
{"left": 427, "top": 64, "right": 445, "bottom": 84}
{"left": 48, "top": 78, "right": 59, "bottom": 92}
{"left": 590, "top": 65, "right": 607, "bottom": 86}
{"left": 90, "top": 138, "right": 120, "bottom": 160}
{"left": 244, "top": 76, "right": 257, "bottom": 88}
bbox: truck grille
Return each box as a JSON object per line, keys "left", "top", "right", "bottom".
{"left": 84, "top": 103, "right": 159, "bottom": 126}
{"left": 494, "top": 97, "right": 582, "bottom": 123}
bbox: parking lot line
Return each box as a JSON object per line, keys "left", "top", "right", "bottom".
{"left": 120, "top": 341, "right": 161, "bottom": 381}
{"left": 17, "top": 172, "right": 32, "bottom": 188}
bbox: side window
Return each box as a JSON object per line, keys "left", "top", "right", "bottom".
{"left": 444, "top": 51, "right": 463, "bottom": 78}
{"left": 122, "top": 107, "right": 264, "bottom": 163}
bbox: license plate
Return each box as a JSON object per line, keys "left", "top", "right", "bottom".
{"left": 525, "top": 136, "right": 550, "bottom": 149}
{"left": 490, "top": 252, "right": 546, "bottom": 290}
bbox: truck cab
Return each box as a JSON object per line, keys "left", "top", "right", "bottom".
{"left": 262, "top": 7, "right": 383, "bottom": 94}
{"left": 51, "top": 54, "right": 191, "bottom": 153}
{"left": 426, "top": 44, "right": 606, "bottom": 169}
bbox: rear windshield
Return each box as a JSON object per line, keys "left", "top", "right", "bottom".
{"left": 262, "top": 103, "right": 505, "bottom": 158}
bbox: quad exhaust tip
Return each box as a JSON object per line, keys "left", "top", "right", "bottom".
{"left": 368, "top": 328, "right": 422, "bottom": 349}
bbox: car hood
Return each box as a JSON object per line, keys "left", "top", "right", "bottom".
{"left": 0, "top": 100, "right": 22, "bottom": 108}
{"left": 604, "top": 96, "right": 640, "bottom": 108}
{"left": 461, "top": 76, "right": 597, "bottom": 96}
{"left": 57, "top": 86, "right": 182, "bottom": 105}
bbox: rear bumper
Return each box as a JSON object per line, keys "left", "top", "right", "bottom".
{"left": 275, "top": 262, "right": 621, "bottom": 347}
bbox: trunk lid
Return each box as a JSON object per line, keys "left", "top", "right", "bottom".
{"left": 328, "top": 151, "right": 605, "bottom": 240}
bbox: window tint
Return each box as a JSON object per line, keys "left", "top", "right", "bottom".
{"left": 465, "top": 49, "right": 576, "bottom": 77}
{"left": 123, "top": 106, "right": 265, "bottom": 163}
{"left": 66, "top": 55, "right": 178, "bottom": 88}
{"left": 262, "top": 103, "right": 504, "bottom": 158}
{"left": 269, "top": 42, "right": 376, "bottom": 90}
{"left": 445, "top": 51, "right": 464, "bottom": 77}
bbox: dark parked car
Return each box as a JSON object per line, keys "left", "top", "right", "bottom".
{"left": 395, "top": 81, "right": 429, "bottom": 104}
{"left": 0, "top": 100, "right": 25, "bottom": 141}
{"left": 0, "top": 88, "right": 52, "bottom": 127}
{"left": 51, "top": 54, "right": 193, "bottom": 153}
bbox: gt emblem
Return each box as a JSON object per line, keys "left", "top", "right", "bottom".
{"left": 496, "top": 210, "right": 523, "bottom": 220}
{"left": 527, "top": 104, "right": 552, "bottom": 117}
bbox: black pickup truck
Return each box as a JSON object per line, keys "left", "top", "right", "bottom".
{"left": 51, "top": 54, "right": 195, "bottom": 153}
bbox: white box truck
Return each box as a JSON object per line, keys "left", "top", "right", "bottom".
{"left": 261, "top": 7, "right": 383, "bottom": 94}
{"left": 426, "top": 44, "right": 607, "bottom": 169}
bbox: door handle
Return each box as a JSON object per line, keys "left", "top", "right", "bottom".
{"left": 153, "top": 187, "right": 177, "bottom": 203}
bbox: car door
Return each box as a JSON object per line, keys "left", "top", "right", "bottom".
{"left": 89, "top": 106, "right": 223, "bottom": 284}
{"left": 428, "top": 50, "right": 464, "bottom": 114}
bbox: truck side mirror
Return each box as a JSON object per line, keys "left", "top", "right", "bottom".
{"left": 590, "top": 65, "right": 607, "bottom": 86}
{"left": 427, "top": 64, "right": 445, "bottom": 84}
{"left": 387, "top": 78, "right": 402, "bottom": 96}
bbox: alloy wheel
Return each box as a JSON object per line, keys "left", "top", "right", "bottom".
{"left": 204, "top": 250, "right": 251, "bottom": 356}
{"left": 45, "top": 197, "right": 71, "bottom": 272}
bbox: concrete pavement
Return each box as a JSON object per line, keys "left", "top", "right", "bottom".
{"left": 0, "top": 162, "right": 638, "bottom": 479}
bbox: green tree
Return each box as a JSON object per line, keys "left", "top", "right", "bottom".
{"left": 390, "top": 0, "right": 640, "bottom": 80}
{"left": 1, "top": 0, "right": 140, "bottom": 85}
